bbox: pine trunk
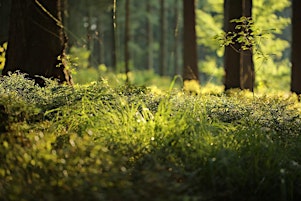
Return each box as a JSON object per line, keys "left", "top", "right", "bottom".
{"left": 183, "top": 0, "right": 199, "bottom": 81}
{"left": 224, "top": 0, "right": 254, "bottom": 91}
{"left": 291, "top": 0, "right": 301, "bottom": 94}
{"left": 3, "top": 0, "right": 72, "bottom": 85}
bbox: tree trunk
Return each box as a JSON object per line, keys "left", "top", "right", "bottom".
{"left": 0, "top": 0, "right": 11, "bottom": 45}
{"left": 3, "top": 0, "right": 72, "bottom": 86}
{"left": 183, "top": 0, "right": 199, "bottom": 81}
{"left": 173, "top": 0, "right": 181, "bottom": 76}
{"left": 224, "top": 0, "right": 254, "bottom": 91}
{"left": 124, "top": 0, "right": 130, "bottom": 82}
{"left": 111, "top": 0, "right": 117, "bottom": 71}
{"left": 291, "top": 0, "right": 301, "bottom": 95}
{"left": 159, "top": 0, "right": 167, "bottom": 76}
{"left": 240, "top": 0, "right": 254, "bottom": 91}
{"left": 146, "top": 1, "right": 153, "bottom": 71}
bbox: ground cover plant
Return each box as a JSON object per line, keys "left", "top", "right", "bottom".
{"left": 0, "top": 73, "right": 301, "bottom": 201}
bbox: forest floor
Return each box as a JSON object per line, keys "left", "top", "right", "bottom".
{"left": 0, "top": 73, "right": 301, "bottom": 201}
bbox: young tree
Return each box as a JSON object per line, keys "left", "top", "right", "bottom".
{"left": 223, "top": 0, "right": 254, "bottom": 91}
{"left": 3, "top": 0, "right": 72, "bottom": 86}
{"left": 291, "top": 0, "right": 301, "bottom": 95}
{"left": 183, "top": 0, "right": 199, "bottom": 81}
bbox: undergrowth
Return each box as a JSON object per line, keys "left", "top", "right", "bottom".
{"left": 0, "top": 73, "right": 300, "bottom": 201}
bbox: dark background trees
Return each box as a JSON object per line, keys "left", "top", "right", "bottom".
{"left": 0, "top": 0, "right": 295, "bottom": 93}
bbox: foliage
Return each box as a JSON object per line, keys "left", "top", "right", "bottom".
{"left": 0, "top": 42, "right": 7, "bottom": 70}
{"left": 0, "top": 73, "right": 301, "bottom": 201}
{"left": 197, "top": 0, "right": 290, "bottom": 90}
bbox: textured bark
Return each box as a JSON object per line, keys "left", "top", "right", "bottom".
{"left": 224, "top": 0, "right": 254, "bottom": 91}
{"left": 183, "top": 0, "right": 199, "bottom": 81}
{"left": 3, "top": 0, "right": 72, "bottom": 86}
{"left": 291, "top": 0, "right": 301, "bottom": 94}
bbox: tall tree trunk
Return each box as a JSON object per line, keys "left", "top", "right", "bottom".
{"left": 240, "top": 0, "right": 254, "bottom": 91}
{"left": 111, "top": 0, "right": 117, "bottom": 71}
{"left": 224, "top": 0, "right": 254, "bottom": 91}
{"left": 291, "top": 0, "right": 301, "bottom": 95}
{"left": 3, "top": 0, "right": 72, "bottom": 85}
{"left": 173, "top": 0, "right": 181, "bottom": 76}
{"left": 224, "top": 0, "right": 242, "bottom": 90}
{"left": 146, "top": 1, "right": 153, "bottom": 71}
{"left": 124, "top": 0, "right": 130, "bottom": 82}
{"left": 0, "top": 0, "right": 11, "bottom": 45}
{"left": 159, "top": 0, "right": 167, "bottom": 76}
{"left": 183, "top": 0, "right": 199, "bottom": 81}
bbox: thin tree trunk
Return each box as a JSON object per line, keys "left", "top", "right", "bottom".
{"left": 111, "top": 0, "right": 117, "bottom": 71}
{"left": 3, "top": 0, "right": 72, "bottom": 85}
{"left": 291, "top": 0, "right": 301, "bottom": 94}
{"left": 173, "top": 0, "right": 180, "bottom": 76}
{"left": 183, "top": 0, "right": 199, "bottom": 81}
{"left": 124, "top": 0, "right": 130, "bottom": 82}
{"left": 159, "top": 0, "right": 167, "bottom": 76}
{"left": 146, "top": 1, "right": 153, "bottom": 71}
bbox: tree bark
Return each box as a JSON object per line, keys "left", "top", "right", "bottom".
{"left": 146, "top": 1, "right": 154, "bottom": 71}
{"left": 159, "top": 0, "right": 167, "bottom": 76}
{"left": 3, "top": 0, "right": 72, "bottom": 86}
{"left": 240, "top": 0, "right": 254, "bottom": 91}
{"left": 124, "top": 0, "right": 130, "bottom": 82}
{"left": 0, "top": 0, "right": 11, "bottom": 45}
{"left": 111, "top": 0, "right": 117, "bottom": 71}
{"left": 183, "top": 0, "right": 199, "bottom": 81}
{"left": 291, "top": 0, "right": 301, "bottom": 95}
{"left": 224, "top": 0, "right": 254, "bottom": 91}
{"left": 173, "top": 0, "right": 181, "bottom": 76}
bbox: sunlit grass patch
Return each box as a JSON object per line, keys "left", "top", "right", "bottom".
{"left": 0, "top": 73, "right": 300, "bottom": 201}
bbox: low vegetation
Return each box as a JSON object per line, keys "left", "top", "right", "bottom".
{"left": 0, "top": 73, "right": 301, "bottom": 201}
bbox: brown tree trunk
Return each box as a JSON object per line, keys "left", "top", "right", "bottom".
{"left": 0, "top": 0, "right": 11, "bottom": 45}
{"left": 291, "top": 0, "right": 301, "bottom": 95}
{"left": 183, "top": 0, "right": 199, "bottom": 81}
{"left": 124, "top": 0, "right": 130, "bottom": 82}
{"left": 240, "top": 0, "right": 254, "bottom": 91}
{"left": 3, "top": 0, "right": 72, "bottom": 86}
{"left": 111, "top": 0, "right": 117, "bottom": 71}
{"left": 224, "top": 0, "right": 242, "bottom": 90}
{"left": 173, "top": 0, "right": 181, "bottom": 76}
{"left": 146, "top": 1, "right": 153, "bottom": 71}
{"left": 224, "top": 0, "right": 254, "bottom": 91}
{"left": 159, "top": 0, "right": 167, "bottom": 76}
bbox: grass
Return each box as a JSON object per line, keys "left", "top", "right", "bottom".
{"left": 0, "top": 73, "right": 301, "bottom": 201}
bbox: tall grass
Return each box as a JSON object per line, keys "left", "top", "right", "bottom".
{"left": 0, "top": 73, "right": 300, "bottom": 201}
